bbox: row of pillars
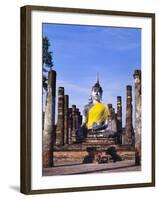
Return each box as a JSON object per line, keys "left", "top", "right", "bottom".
{"left": 116, "top": 70, "right": 141, "bottom": 165}
{"left": 56, "top": 87, "right": 82, "bottom": 146}
{"left": 43, "top": 69, "right": 141, "bottom": 167}
{"left": 107, "top": 70, "right": 141, "bottom": 150}
{"left": 42, "top": 70, "right": 82, "bottom": 167}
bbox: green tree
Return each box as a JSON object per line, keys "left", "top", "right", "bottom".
{"left": 42, "top": 36, "right": 53, "bottom": 91}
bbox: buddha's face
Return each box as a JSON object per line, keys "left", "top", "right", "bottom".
{"left": 91, "top": 87, "right": 102, "bottom": 102}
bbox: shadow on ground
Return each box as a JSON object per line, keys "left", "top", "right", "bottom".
{"left": 9, "top": 185, "right": 20, "bottom": 192}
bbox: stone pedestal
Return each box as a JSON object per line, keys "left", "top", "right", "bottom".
{"left": 43, "top": 70, "right": 56, "bottom": 168}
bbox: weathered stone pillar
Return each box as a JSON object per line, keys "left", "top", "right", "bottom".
{"left": 76, "top": 108, "right": 80, "bottom": 130}
{"left": 72, "top": 105, "right": 77, "bottom": 142}
{"left": 112, "top": 108, "right": 117, "bottom": 133}
{"left": 78, "top": 111, "right": 82, "bottom": 128}
{"left": 117, "top": 96, "right": 122, "bottom": 144}
{"left": 107, "top": 104, "right": 117, "bottom": 134}
{"left": 64, "top": 95, "right": 69, "bottom": 145}
{"left": 108, "top": 104, "right": 113, "bottom": 119}
{"left": 112, "top": 108, "right": 115, "bottom": 119}
{"left": 133, "top": 70, "right": 141, "bottom": 165}
{"left": 125, "top": 85, "right": 133, "bottom": 145}
{"left": 42, "top": 111, "right": 45, "bottom": 130}
{"left": 68, "top": 108, "right": 72, "bottom": 144}
{"left": 56, "top": 87, "right": 64, "bottom": 146}
{"left": 43, "top": 70, "right": 56, "bottom": 168}
{"left": 79, "top": 114, "right": 83, "bottom": 127}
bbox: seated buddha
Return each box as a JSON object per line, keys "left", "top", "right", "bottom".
{"left": 82, "top": 78, "right": 110, "bottom": 132}
{"left": 76, "top": 78, "right": 118, "bottom": 142}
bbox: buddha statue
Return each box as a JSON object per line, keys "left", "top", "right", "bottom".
{"left": 82, "top": 78, "right": 110, "bottom": 132}
{"left": 76, "top": 76, "right": 117, "bottom": 142}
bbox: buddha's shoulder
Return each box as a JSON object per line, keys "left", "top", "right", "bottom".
{"left": 84, "top": 103, "right": 93, "bottom": 110}
{"left": 98, "top": 102, "right": 109, "bottom": 107}
{"left": 92, "top": 102, "right": 108, "bottom": 110}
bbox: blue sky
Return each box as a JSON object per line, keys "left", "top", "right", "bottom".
{"left": 43, "top": 23, "right": 141, "bottom": 126}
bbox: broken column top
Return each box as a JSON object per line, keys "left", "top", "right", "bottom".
{"left": 126, "top": 86, "right": 132, "bottom": 98}
{"left": 127, "top": 85, "right": 132, "bottom": 91}
{"left": 117, "top": 96, "right": 121, "bottom": 101}
{"left": 72, "top": 105, "right": 76, "bottom": 110}
{"left": 58, "top": 87, "right": 64, "bottom": 95}
{"left": 64, "top": 94, "right": 69, "bottom": 98}
{"left": 47, "top": 70, "right": 56, "bottom": 96}
{"left": 64, "top": 95, "right": 69, "bottom": 108}
{"left": 64, "top": 94, "right": 69, "bottom": 102}
{"left": 48, "top": 70, "right": 56, "bottom": 85}
{"left": 126, "top": 85, "right": 132, "bottom": 90}
{"left": 133, "top": 69, "right": 141, "bottom": 79}
{"left": 108, "top": 104, "right": 112, "bottom": 109}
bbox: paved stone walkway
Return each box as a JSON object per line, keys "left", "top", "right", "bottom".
{"left": 43, "top": 160, "right": 141, "bottom": 176}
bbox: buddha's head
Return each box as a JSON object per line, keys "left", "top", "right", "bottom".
{"left": 91, "top": 79, "right": 103, "bottom": 102}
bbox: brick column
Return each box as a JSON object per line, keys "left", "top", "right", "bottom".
{"left": 43, "top": 70, "right": 56, "bottom": 168}
{"left": 72, "top": 105, "right": 77, "bottom": 142}
{"left": 78, "top": 110, "right": 82, "bottom": 128}
{"left": 76, "top": 108, "right": 80, "bottom": 130}
{"left": 56, "top": 87, "right": 64, "bottom": 146}
{"left": 117, "top": 96, "right": 122, "bottom": 144}
{"left": 134, "top": 70, "right": 141, "bottom": 165}
{"left": 68, "top": 108, "right": 72, "bottom": 144}
{"left": 125, "top": 85, "right": 133, "bottom": 145}
{"left": 64, "top": 95, "right": 69, "bottom": 145}
{"left": 112, "top": 108, "right": 115, "bottom": 119}
{"left": 108, "top": 104, "right": 113, "bottom": 119}
{"left": 79, "top": 114, "right": 83, "bottom": 127}
{"left": 42, "top": 111, "right": 45, "bottom": 130}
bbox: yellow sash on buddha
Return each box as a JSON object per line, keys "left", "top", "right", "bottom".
{"left": 87, "top": 102, "right": 110, "bottom": 129}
